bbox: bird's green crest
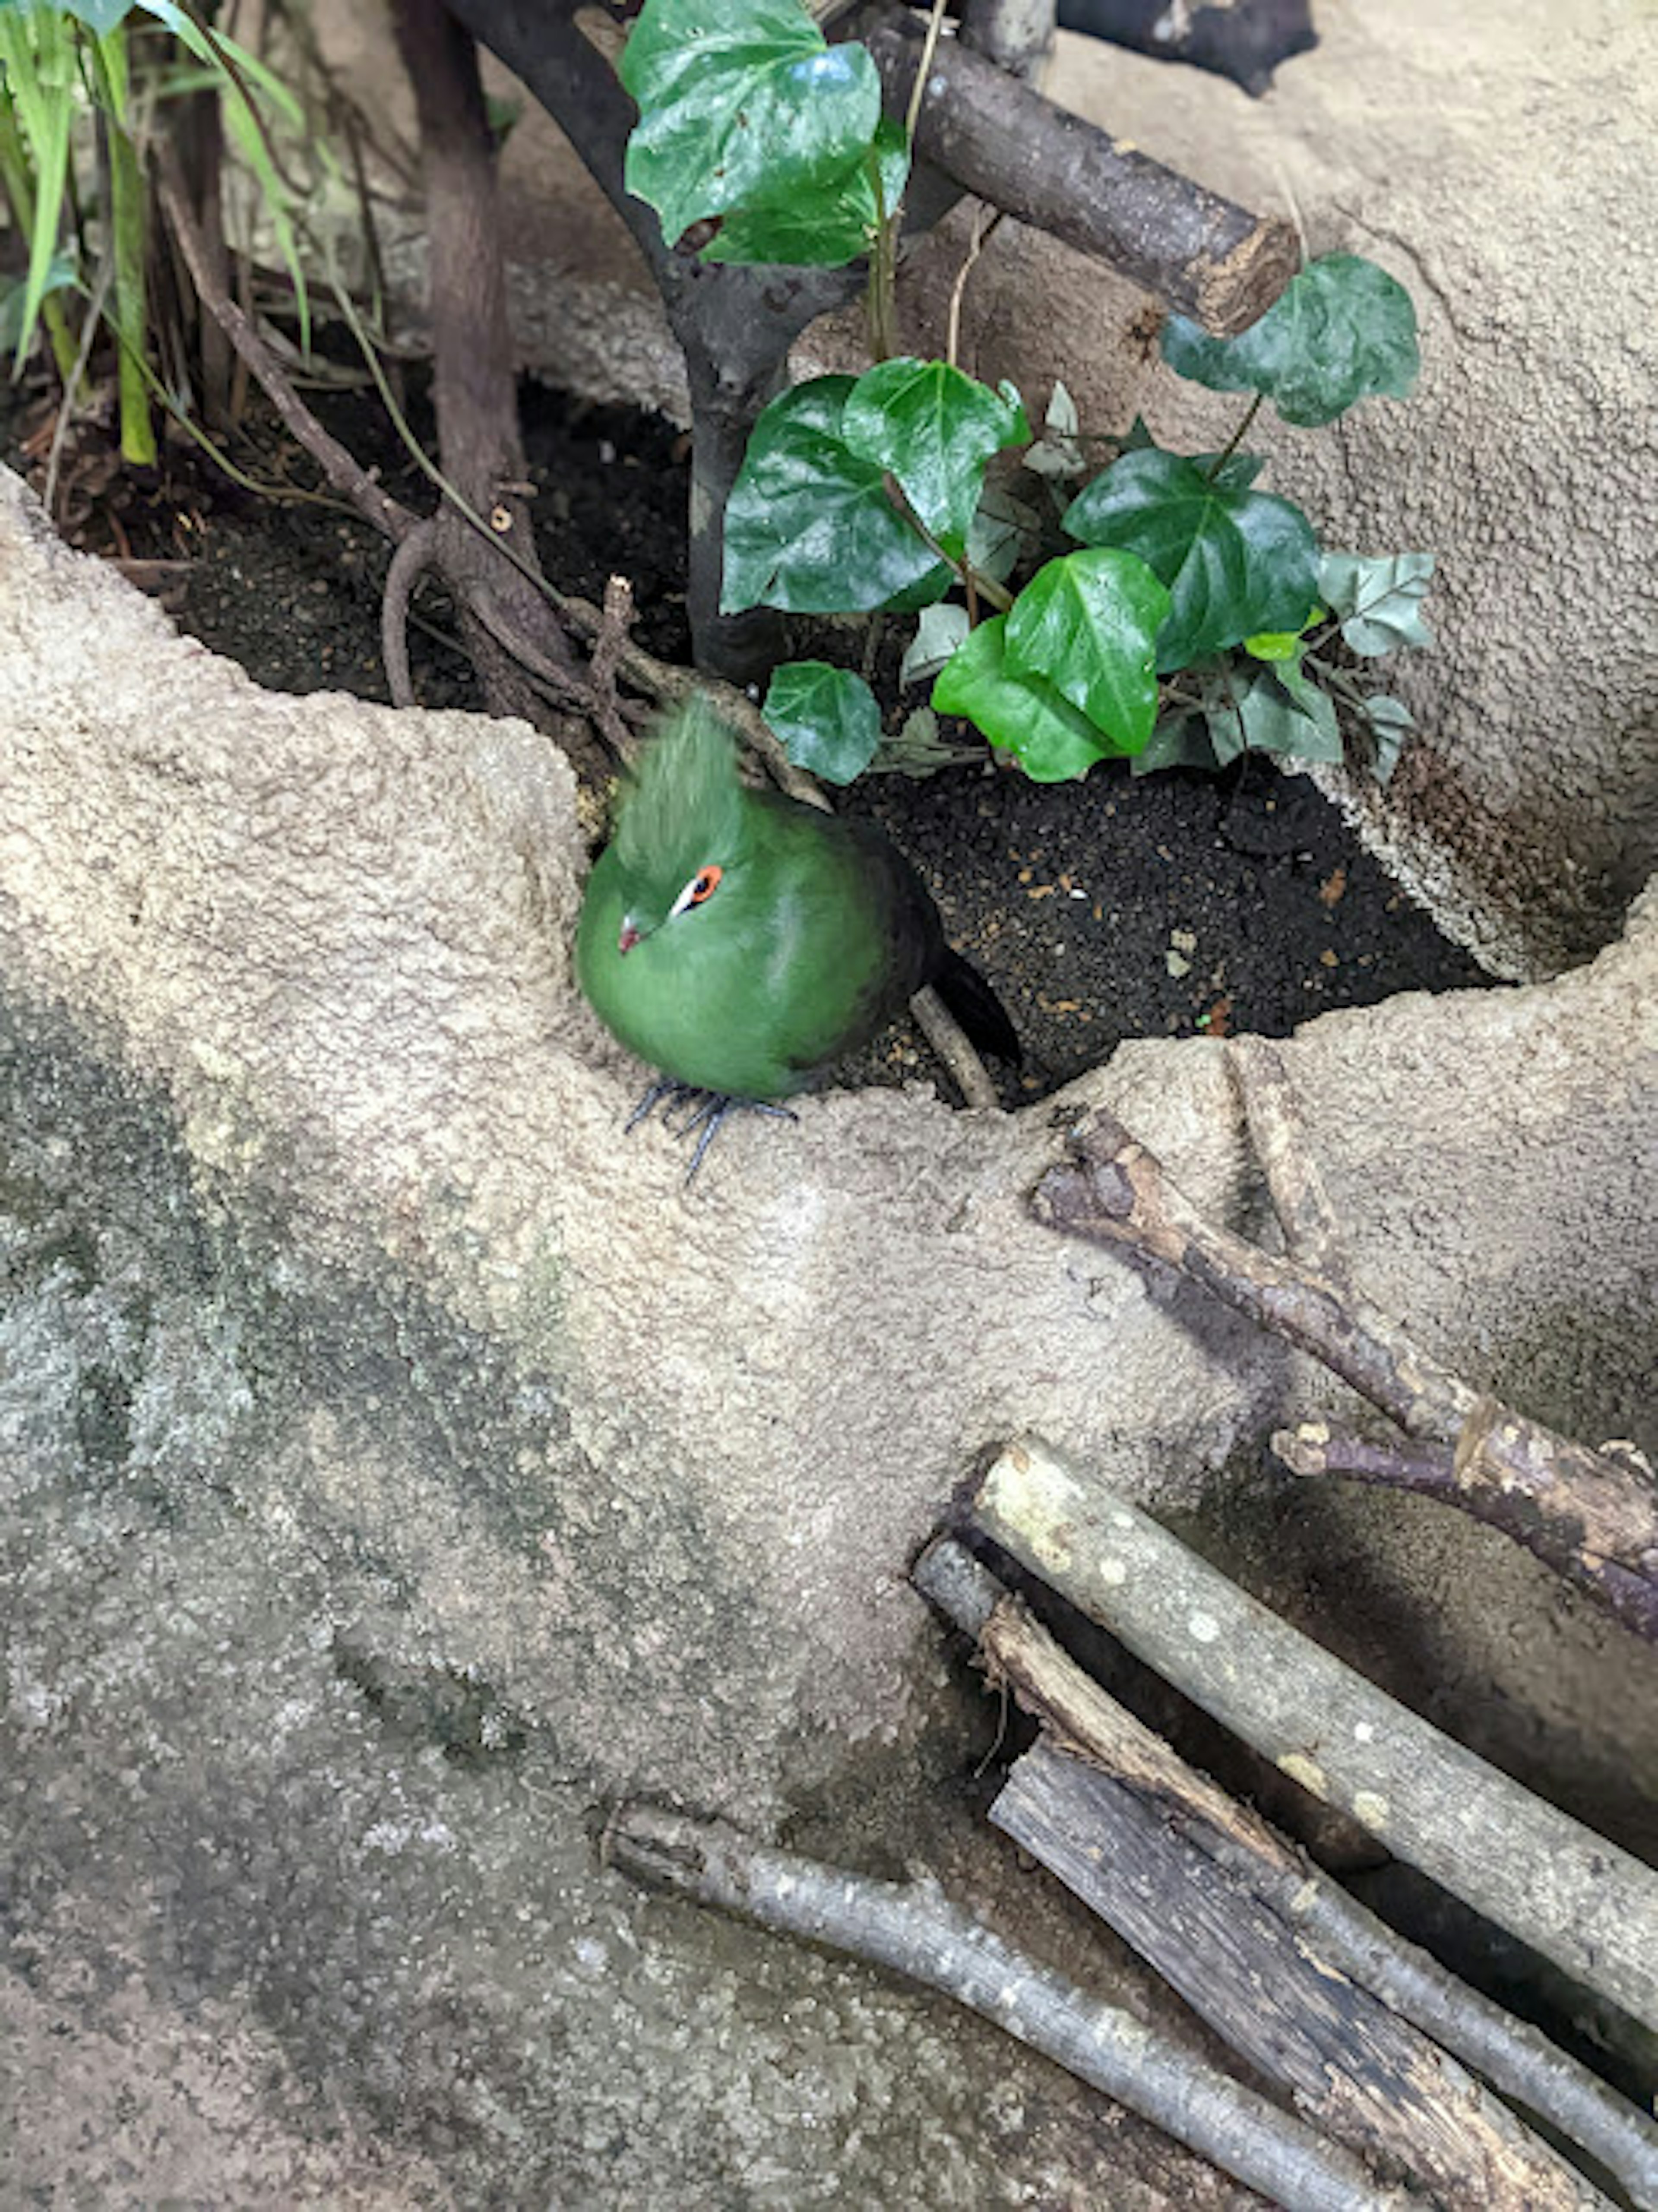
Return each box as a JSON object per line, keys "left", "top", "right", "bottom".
{"left": 614, "top": 696, "right": 746, "bottom": 874}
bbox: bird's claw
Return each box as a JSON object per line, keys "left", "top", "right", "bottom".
{"left": 626, "top": 1081, "right": 798, "bottom": 1183}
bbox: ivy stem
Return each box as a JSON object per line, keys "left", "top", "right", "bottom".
{"left": 865, "top": 141, "right": 897, "bottom": 363}
{"left": 885, "top": 473, "right": 1013, "bottom": 613}
{"left": 1204, "top": 391, "right": 1262, "bottom": 482}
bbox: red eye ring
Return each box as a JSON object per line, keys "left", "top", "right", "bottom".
{"left": 688, "top": 865, "right": 723, "bottom": 905}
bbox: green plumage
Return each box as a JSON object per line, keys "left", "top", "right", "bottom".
{"left": 576, "top": 697, "right": 1016, "bottom": 1101}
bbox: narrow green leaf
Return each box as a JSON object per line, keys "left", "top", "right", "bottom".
{"left": 620, "top": 0, "right": 880, "bottom": 249}
{"left": 1162, "top": 253, "right": 1420, "bottom": 427}
{"left": 1319, "top": 551, "right": 1435, "bottom": 655}
{"left": 763, "top": 661, "right": 882, "bottom": 785}
{"left": 1063, "top": 447, "right": 1320, "bottom": 672}
{"left": 721, "top": 376, "right": 950, "bottom": 614}
{"left": 1003, "top": 548, "right": 1168, "bottom": 753}
{"left": 703, "top": 115, "right": 908, "bottom": 266}
{"left": 0, "top": 4, "right": 77, "bottom": 370}
{"left": 933, "top": 617, "right": 1112, "bottom": 782}
{"left": 842, "top": 356, "right": 1028, "bottom": 556}
{"left": 0, "top": 250, "right": 74, "bottom": 353}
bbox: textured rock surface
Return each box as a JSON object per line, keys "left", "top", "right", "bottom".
{"left": 3, "top": 469, "right": 1657, "bottom": 2200}
{"left": 333, "top": 0, "right": 1658, "bottom": 979}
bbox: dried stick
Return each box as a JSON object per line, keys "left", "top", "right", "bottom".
{"left": 155, "top": 145, "right": 416, "bottom": 547}
{"left": 1227, "top": 1034, "right": 1346, "bottom": 1282}
{"left": 1032, "top": 1106, "right": 1658, "bottom": 1641}
{"left": 911, "top": 984, "right": 1002, "bottom": 1109}
{"left": 969, "top": 1437, "right": 1658, "bottom": 2032}
{"left": 380, "top": 516, "right": 439, "bottom": 708}
{"left": 604, "top": 1802, "right": 1411, "bottom": 2212}
{"left": 915, "top": 1538, "right": 1658, "bottom": 2212}
{"left": 857, "top": 2, "right": 1297, "bottom": 334}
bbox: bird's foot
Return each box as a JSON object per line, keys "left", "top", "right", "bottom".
{"left": 626, "top": 1081, "right": 798, "bottom": 1184}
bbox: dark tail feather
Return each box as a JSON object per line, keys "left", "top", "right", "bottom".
{"left": 933, "top": 946, "right": 1023, "bottom": 1066}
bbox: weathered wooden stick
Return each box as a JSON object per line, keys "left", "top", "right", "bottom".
{"left": 604, "top": 1802, "right": 1412, "bottom": 2212}
{"left": 1227, "top": 1035, "right": 1348, "bottom": 1282}
{"left": 857, "top": 3, "right": 1297, "bottom": 334}
{"left": 916, "top": 1538, "right": 1658, "bottom": 2209}
{"left": 1032, "top": 1107, "right": 1658, "bottom": 1641}
{"left": 969, "top": 1438, "right": 1658, "bottom": 2032}
{"left": 999, "top": 1742, "right": 1613, "bottom": 2212}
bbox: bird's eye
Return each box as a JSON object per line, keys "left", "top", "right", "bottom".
{"left": 670, "top": 864, "right": 723, "bottom": 918}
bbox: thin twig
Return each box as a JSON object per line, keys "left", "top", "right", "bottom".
{"left": 380, "top": 516, "right": 439, "bottom": 707}
{"left": 945, "top": 204, "right": 1003, "bottom": 372}
{"left": 912, "top": 984, "right": 1001, "bottom": 1108}
{"left": 605, "top": 1804, "right": 1410, "bottom": 2212}
{"left": 43, "top": 260, "right": 114, "bottom": 522}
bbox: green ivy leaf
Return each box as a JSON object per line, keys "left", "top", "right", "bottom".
{"left": 1319, "top": 551, "right": 1435, "bottom": 655}
{"left": 1003, "top": 549, "right": 1169, "bottom": 753}
{"left": 1063, "top": 448, "right": 1320, "bottom": 673}
{"left": 703, "top": 116, "right": 908, "bottom": 266}
{"left": 1161, "top": 254, "right": 1419, "bottom": 428}
{"left": 900, "top": 602, "right": 971, "bottom": 687}
{"left": 1132, "top": 710, "right": 1226, "bottom": 777}
{"left": 842, "top": 357, "right": 1029, "bottom": 557}
{"left": 1361, "top": 693, "right": 1414, "bottom": 784}
{"left": 620, "top": 0, "right": 880, "bottom": 249}
{"left": 762, "top": 661, "right": 882, "bottom": 784}
{"left": 721, "top": 377, "right": 951, "bottom": 614}
{"left": 1236, "top": 665, "right": 1343, "bottom": 761}
{"left": 933, "top": 617, "right": 1114, "bottom": 782}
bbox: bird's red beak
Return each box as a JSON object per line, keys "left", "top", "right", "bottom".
{"left": 618, "top": 921, "right": 641, "bottom": 956}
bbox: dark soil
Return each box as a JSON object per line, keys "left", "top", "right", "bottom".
{"left": 5, "top": 370, "right": 1490, "bottom": 1100}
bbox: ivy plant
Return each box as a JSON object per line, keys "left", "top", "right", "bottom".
{"left": 619, "top": 0, "right": 1432, "bottom": 788}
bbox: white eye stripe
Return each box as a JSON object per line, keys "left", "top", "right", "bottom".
{"left": 669, "top": 865, "right": 723, "bottom": 918}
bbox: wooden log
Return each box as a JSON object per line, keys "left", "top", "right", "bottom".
{"left": 856, "top": 3, "right": 1298, "bottom": 333}
{"left": 605, "top": 1802, "right": 1414, "bottom": 2212}
{"left": 915, "top": 1538, "right": 1658, "bottom": 2210}
{"left": 969, "top": 1437, "right": 1658, "bottom": 2032}
{"left": 998, "top": 1740, "right": 1612, "bottom": 2211}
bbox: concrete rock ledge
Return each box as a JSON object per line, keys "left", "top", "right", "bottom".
{"left": 3, "top": 465, "right": 1655, "bottom": 2203}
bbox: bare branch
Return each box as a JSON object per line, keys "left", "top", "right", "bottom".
{"left": 915, "top": 1538, "right": 1658, "bottom": 2212}
{"left": 1032, "top": 1108, "right": 1658, "bottom": 1640}
{"left": 605, "top": 1802, "right": 1412, "bottom": 2212}
{"left": 969, "top": 1437, "right": 1658, "bottom": 2032}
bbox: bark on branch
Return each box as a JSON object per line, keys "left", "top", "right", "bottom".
{"left": 967, "top": 1437, "right": 1658, "bottom": 2033}
{"left": 1031, "top": 1086, "right": 1658, "bottom": 1642}
{"left": 855, "top": 2, "right": 1299, "bottom": 333}
{"left": 604, "top": 1802, "right": 1412, "bottom": 2211}
{"left": 915, "top": 1537, "right": 1658, "bottom": 2211}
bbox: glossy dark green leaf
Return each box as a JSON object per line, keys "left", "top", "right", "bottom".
{"left": 842, "top": 356, "right": 1029, "bottom": 556}
{"left": 763, "top": 661, "right": 882, "bottom": 784}
{"left": 1161, "top": 253, "right": 1420, "bottom": 427}
{"left": 1319, "top": 551, "right": 1435, "bottom": 655}
{"left": 721, "top": 377, "right": 951, "bottom": 614}
{"left": 1131, "top": 710, "right": 1227, "bottom": 777}
{"left": 702, "top": 116, "right": 908, "bottom": 266}
{"left": 933, "top": 617, "right": 1113, "bottom": 782}
{"left": 1237, "top": 665, "right": 1343, "bottom": 761}
{"left": 620, "top": 0, "right": 880, "bottom": 248}
{"left": 1063, "top": 448, "right": 1320, "bottom": 672}
{"left": 1003, "top": 548, "right": 1168, "bottom": 752}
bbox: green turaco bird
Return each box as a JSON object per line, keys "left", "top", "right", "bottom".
{"left": 576, "top": 696, "right": 1019, "bottom": 1175}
